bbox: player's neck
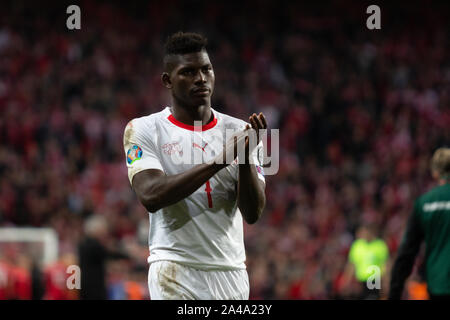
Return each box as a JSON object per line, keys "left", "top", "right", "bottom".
{"left": 170, "top": 103, "right": 212, "bottom": 126}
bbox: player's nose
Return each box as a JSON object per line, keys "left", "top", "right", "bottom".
{"left": 194, "top": 70, "right": 207, "bottom": 84}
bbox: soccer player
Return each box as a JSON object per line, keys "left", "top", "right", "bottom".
{"left": 123, "top": 32, "right": 267, "bottom": 300}
{"left": 389, "top": 147, "right": 450, "bottom": 300}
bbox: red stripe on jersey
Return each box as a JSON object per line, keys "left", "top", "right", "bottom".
{"left": 167, "top": 113, "right": 217, "bottom": 131}
{"left": 205, "top": 180, "right": 213, "bottom": 208}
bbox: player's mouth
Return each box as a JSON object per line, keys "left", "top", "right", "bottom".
{"left": 192, "top": 87, "right": 210, "bottom": 97}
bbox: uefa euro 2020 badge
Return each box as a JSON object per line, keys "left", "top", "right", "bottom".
{"left": 127, "top": 145, "right": 143, "bottom": 165}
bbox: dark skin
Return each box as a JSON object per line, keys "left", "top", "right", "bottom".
{"left": 131, "top": 50, "right": 266, "bottom": 224}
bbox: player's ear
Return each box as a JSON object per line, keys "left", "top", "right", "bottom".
{"left": 162, "top": 72, "right": 172, "bottom": 89}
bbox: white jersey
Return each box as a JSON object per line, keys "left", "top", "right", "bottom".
{"left": 123, "top": 106, "right": 265, "bottom": 271}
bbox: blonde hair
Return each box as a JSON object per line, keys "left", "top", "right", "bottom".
{"left": 431, "top": 148, "right": 450, "bottom": 177}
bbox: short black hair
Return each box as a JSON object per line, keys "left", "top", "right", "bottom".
{"left": 163, "top": 32, "right": 209, "bottom": 72}
{"left": 164, "top": 31, "right": 208, "bottom": 56}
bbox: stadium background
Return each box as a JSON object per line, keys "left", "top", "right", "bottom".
{"left": 0, "top": 0, "right": 449, "bottom": 299}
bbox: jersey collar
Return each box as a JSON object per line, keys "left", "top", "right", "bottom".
{"left": 167, "top": 107, "right": 218, "bottom": 131}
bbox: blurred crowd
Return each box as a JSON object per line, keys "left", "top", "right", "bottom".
{"left": 0, "top": 0, "right": 449, "bottom": 299}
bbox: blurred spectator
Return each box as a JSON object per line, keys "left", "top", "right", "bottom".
{"left": 78, "top": 214, "right": 129, "bottom": 300}
{"left": 43, "top": 253, "right": 78, "bottom": 300}
{"left": 10, "top": 254, "right": 32, "bottom": 300}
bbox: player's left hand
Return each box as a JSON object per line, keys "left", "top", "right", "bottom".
{"left": 244, "top": 112, "right": 267, "bottom": 160}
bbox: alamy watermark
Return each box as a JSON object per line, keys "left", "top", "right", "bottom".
{"left": 66, "top": 5, "right": 81, "bottom": 30}
{"left": 65, "top": 5, "right": 381, "bottom": 32}
{"left": 366, "top": 5, "right": 381, "bottom": 30}
{"left": 66, "top": 264, "right": 81, "bottom": 290}
{"left": 366, "top": 265, "right": 381, "bottom": 290}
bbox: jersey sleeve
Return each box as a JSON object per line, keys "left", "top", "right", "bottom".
{"left": 388, "top": 200, "right": 424, "bottom": 299}
{"left": 123, "top": 119, "right": 164, "bottom": 185}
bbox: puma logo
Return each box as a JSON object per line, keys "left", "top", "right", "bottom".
{"left": 192, "top": 142, "right": 208, "bottom": 153}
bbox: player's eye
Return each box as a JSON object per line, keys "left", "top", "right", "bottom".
{"left": 202, "top": 66, "right": 212, "bottom": 73}
{"left": 181, "top": 69, "right": 195, "bottom": 76}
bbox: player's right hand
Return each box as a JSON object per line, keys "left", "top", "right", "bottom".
{"left": 212, "top": 127, "right": 250, "bottom": 167}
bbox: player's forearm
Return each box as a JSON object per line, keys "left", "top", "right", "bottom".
{"left": 237, "top": 163, "right": 266, "bottom": 224}
{"left": 141, "top": 162, "right": 225, "bottom": 213}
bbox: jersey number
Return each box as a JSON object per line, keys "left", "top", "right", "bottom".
{"left": 205, "top": 180, "right": 213, "bottom": 208}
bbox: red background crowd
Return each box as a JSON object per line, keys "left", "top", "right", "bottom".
{"left": 0, "top": 0, "right": 449, "bottom": 299}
